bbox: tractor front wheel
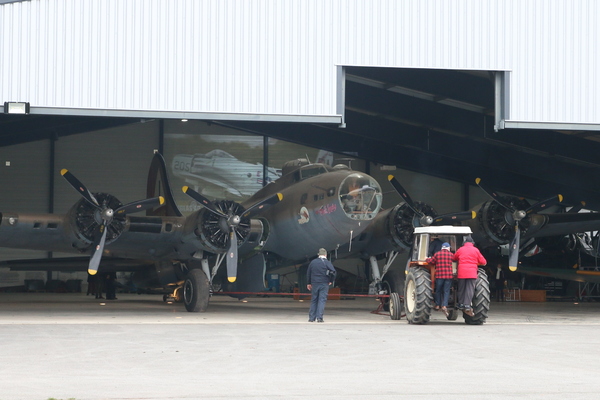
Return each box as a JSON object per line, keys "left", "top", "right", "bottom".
{"left": 404, "top": 268, "right": 433, "bottom": 324}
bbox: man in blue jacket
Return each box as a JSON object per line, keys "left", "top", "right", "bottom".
{"left": 307, "top": 248, "right": 336, "bottom": 323}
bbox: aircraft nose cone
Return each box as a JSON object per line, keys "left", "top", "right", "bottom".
{"left": 421, "top": 215, "right": 434, "bottom": 226}
{"left": 230, "top": 215, "right": 241, "bottom": 226}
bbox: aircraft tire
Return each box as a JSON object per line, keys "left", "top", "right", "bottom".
{"left": 404, "top": 268, "right": 433, "bottom": 324}
{"left": 381, "top": 268, "right": 403, "bottom": 311}
{"left": 183, "top": 269, "right": 210, "bottom": 312}
{"left": 463, "top": 268, "right": 490, "bottom": 325}
{"left": 389, "top": 292, "right": 402, "bottom": 320}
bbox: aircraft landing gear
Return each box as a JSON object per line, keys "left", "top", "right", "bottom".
{"left": 389, "top": 292, "right": 403, "bottom": 320}
{"left": 162, "top": 287, "right": 184, "bottom": 303}
{"left": 183, "top": 269, "right": 210, "bottom": 312}
{"left": 368, "top": 252, "right": 404, "bottom": 319}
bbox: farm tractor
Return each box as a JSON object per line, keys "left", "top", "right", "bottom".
{"left": 389, "top": 226, "right": 490, "bottom": 325}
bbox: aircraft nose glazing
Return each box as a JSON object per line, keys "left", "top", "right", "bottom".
{"left": 339, "top": 173, "right": 382, "bottom": 220}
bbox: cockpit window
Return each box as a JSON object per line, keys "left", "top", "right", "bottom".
{"left": 299, "top": 165, "right": 328, "bottom": 180}
{"left": 339, "top": 173, "right": 382, "bottom": 220}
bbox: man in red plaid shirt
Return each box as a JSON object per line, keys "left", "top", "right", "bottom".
{"left": 426, "top": 242, "right": 454, "bottom": 317}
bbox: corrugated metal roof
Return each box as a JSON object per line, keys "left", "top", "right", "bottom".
{"left": 1, "top": 0, "right": 599, "bottom": 128}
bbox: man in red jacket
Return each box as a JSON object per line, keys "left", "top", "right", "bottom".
{"left": 453, "top": 236, "right": 487, "bottom": 317}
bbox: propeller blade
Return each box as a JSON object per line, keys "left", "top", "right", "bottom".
{"left": 182, "top": 186, "right": 226, "bottom": 217}
{"left": 61, "top": 169, "right": 99, "bottom": 207}
{"left": 88, "top": 224, "right": 108, "bottom": 275}
{"left": 115, "top": 196, "right": 165, "bottom": 215}
{"left": 475, "top": 178, "right": 513, "bottom": 211}
{"left": 508, "top": 225, "right": 521, "bottom": 271}
{"left": 226, "top": 230, "right": 238, "bottom": 283}
{"left": 526, "top": 194, "right": 563, "bottom": 214}
{"left": 433, "top": 210, "right": 477, "bottom": 225}
{"left": 388, "top": 175, "right": 423, "bottom": 217}
{"left": 568, "top": 201, "right": 586, "bottom": 214}
{"left": 241, "top": 193, "right": 283, "bottom": 219}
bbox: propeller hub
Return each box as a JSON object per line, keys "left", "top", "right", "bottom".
{"left": 103, "top": 208, "right": 114, "bottom": 221}
{"left": 514, "top": 210, "right": 526, "bottom": 221}
{"left": 421, "top": 215, "right": 434, "bottom": 226}
{"left": 229, "top": 215, "right": 241, "bottom": 227}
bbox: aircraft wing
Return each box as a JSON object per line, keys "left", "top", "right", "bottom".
{"left": 1, "top": 257, "right": 154, "bottom": 273}
{"left": 516, "top": 264, "right": 600, "bottom": 284}
{"left": 526, "top": 212, "right": 600, "bottom": 238}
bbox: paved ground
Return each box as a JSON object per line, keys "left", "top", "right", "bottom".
{"left": 1, "top": 293, "right": 600, "bottom": 400}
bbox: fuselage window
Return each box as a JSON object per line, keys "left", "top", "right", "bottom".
{"left": 300, "top": 193, "right": 308, "bottom": 205}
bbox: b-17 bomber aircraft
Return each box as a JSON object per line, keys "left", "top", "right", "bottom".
{"left": 0, "top": 153, "right": 473, "bottom": 312}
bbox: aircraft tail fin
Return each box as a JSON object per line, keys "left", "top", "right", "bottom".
{"left": 146, "top": 152, "right": 183, "bottom": 217}
{"left": 315, "top": 150, "right": 334, "bottom": 166}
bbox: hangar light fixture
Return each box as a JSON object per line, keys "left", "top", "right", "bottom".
{"left": 4, "top": 101, "right": 30, "bottom": 114}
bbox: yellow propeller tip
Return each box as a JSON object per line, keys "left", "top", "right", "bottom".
{"left": 387, "top": 175, "right": 394, "bottom": 181}
{"left": 182, "top": 186, "right": 189, "bottom": 193}
{"left": 88, "top": 269, "right": 97, "bottom": 276}
{"left": 475, "top": 178, "right": 481, "bottom": 185}
{"left": 277, "top": 193, "right": 283, "bottom": 201}
{"left": 228, "top": 277, "right": 237, "bottom": 283}
{"left": 558, "top": 194, "right": 563, "bottom": 203}
{"left": 159, "top": 196, "right": 165, "bottom": 205}
{"left": 471, "top": 211, "right": 477, "bottom": 219}
{"left": 508, "top": 265, "right": 518, "bottom": 272}
{"left": 60, "top": 169, "right": 68, "bottom": 175}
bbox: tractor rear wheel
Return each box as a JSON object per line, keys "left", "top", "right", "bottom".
{"left": 404, "top": 268, "right": 433, "bottom": 324}
{"left": 464, "top": 268, "right": 490, "bottom": 325}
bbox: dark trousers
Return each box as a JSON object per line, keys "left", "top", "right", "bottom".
{"left": 434, "top": 278, "right": 453, "bottom": 307}
{"left": 495, "top": 280, "right": 505, "bottom": 301}
{"left": 457, "top": 278, "right": 477, "bottom": 309}
{"left": 308, "top": 283, "right": 330, "bottom": 320}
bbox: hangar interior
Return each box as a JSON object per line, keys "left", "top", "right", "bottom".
{"left": 2, "top": 67, "right": 600, "bottom": 297}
